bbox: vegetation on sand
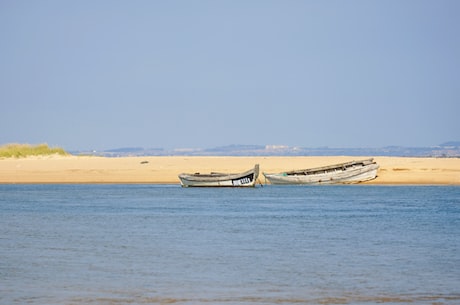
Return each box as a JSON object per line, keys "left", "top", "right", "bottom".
{"left": 0, "top": 143, "right": 69, "bottom": 158}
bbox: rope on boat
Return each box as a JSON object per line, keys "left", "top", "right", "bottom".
{"left": 258, "top": 178, "right": 263, "bottom": 187}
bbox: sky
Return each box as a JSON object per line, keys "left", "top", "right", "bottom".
{"left": 1, "top": 0, "right": 459, "bottom": 151}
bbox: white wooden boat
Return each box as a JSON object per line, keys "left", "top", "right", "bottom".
{"left": 179, "top": 164, "right": 260, "bottom": 187}
{"left": 263, "top": 159, "right": 378, "bottom": 185}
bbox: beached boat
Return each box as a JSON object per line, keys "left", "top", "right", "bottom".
{"left": 179, "top": 164, "right": 260, "bottom": 187}
{"left": 263, "top": 159, "right": 379, "bottom": 185}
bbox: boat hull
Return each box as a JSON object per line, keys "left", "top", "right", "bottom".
{"left": 263, "top": 160, "right": 379, "bottom": 185}
{"left": 179, "top": 165, "right": 259, "bottom": 187}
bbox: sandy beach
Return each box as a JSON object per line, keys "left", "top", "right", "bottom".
{"left": 1, "top": 155, "right": 459, "bottom": 185}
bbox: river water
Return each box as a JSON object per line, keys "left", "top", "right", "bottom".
{"left": 1, "top": 184, "right": 459, "bottom": 304}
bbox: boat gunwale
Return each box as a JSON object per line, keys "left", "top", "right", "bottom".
{"left": 264, "top": 158, "right": 377, "bottom": 177}
{"left": 179, "top": 170, "right": 255, "bottom": 182}
{"left": 179, "top": 165, "right": 259, "bottom": 183}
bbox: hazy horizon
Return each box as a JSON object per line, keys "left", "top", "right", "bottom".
{"left": 2, "top": 141, "right": 460, "bottom": 152}
{"left": 2, "top": 1, "right": 459, "bottom": 151}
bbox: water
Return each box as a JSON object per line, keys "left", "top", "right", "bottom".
{"left": 1, "top": 185, "right": 459, "bottom": 305}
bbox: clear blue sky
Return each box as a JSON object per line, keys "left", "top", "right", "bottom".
{"left": 1, "top": 0, "right": 459, "bottom": 151}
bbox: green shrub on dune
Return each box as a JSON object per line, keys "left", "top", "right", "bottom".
{"left": 0, "top": 143, "right": 69, "bottom": 158}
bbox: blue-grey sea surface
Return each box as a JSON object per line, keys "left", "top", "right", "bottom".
{"left": 1, "top": 185, "right": 459, "bottom": 305}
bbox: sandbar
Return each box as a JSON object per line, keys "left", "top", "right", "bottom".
{"left": 0, "top": 156, "right": 459, "bottom": 185}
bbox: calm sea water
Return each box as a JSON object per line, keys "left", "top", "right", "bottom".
{"left": 1, "top": 185, "right": 459, "bottom": 305}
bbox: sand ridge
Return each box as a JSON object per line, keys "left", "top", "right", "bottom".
{"left": 0, "top": 155, "right": 459, "bottom": 185}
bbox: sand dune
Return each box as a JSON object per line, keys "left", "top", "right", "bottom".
{"left": 1, "top": 155, "right": 459, "bottom": 185}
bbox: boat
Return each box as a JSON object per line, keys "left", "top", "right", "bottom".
{"left": 178, "top": 164, "right": 260, "bottom": 187}
{"left": 263, "top": 159, "right": 379, "bottom": 185}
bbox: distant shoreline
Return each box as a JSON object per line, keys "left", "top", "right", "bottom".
{"left": 71, "top": 143, "right": 460, "bottom": 158}
{"left": 1, "top": 156, "right": 459, "bottom": 185}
